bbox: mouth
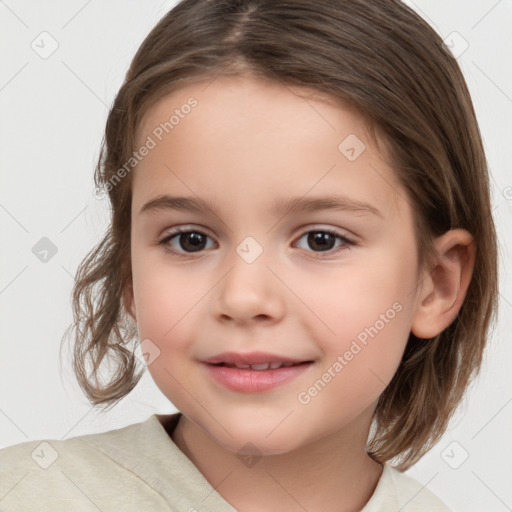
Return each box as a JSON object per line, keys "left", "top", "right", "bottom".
{"left": 202, "top": 351, "right": 312, "bottom": 367}
{"left": 202, "top": 354, "right": 314, "bottom": 393}
{"left": 209, "top": 361, "right": 311, "bottom": 370}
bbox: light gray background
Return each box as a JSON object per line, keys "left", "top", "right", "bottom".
{"left": 1, "top": 1, "right": 511, "bottom": 511}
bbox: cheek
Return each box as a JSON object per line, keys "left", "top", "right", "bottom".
{"left": 302, "top": 253, "right": 414, "bottom": 343}
{"left": 131, "top": 255, "right": 198, "bottom": 349}
{"left": 299, "top": 251, "right": 416, "bottom": 389}
{"left": 131, "top": 262, "right": 199, "bottom": 407}
{"left": 296, "top": 300, "right": 412, "bottom": 424}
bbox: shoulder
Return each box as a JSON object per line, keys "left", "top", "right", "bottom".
{"left": 0, "top": 415, "right": 172, "bottom": 512}
{"left": 388, "top": 466, "right": 452, "bottom": 511}
{"left": 0, "top": 414, "right": 155, "bottom": 470}
{"left": 362, "top": 463, "right": 453, "bottom": 512}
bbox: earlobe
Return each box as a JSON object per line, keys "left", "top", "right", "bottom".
{"left": 411, "top": 229, "right": 475, "bottom": 339}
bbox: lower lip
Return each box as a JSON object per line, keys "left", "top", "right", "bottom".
{"left": 202, "top": 362, "right": 313, "bottom": 393}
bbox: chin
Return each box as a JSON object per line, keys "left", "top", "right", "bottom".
{"left": 206, "top": 418, "right": 306, "bottom": 457}
{"left": 220, "top": 434, "right": 299, "bottom": 457}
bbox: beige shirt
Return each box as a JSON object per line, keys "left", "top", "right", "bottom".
{"left": 0, "top": 412, "right": 451, "bottom": 511}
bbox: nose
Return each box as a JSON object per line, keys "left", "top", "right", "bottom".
{"left": 210, "top": 249, "right": 286, "bottom": 326}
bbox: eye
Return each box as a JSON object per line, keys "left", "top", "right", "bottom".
{"left": 159, "top": 229, "right": 216, "bottom": 255}
{"left": 158, "top": 227, "right": 355, "bottom": 257}
{"left": 294, "top": 228, "right": 355, "bottom": 256}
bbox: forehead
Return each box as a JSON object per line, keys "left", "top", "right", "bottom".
{"left": 136, "top": 75, "right": 375, "bottom": 146}
{"left": 132, "top": 75, "right": 406, "bottom": 221}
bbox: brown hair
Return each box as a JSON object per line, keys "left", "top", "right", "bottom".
{"left": 61, "top": 0, "right": 499, "bottom": 470}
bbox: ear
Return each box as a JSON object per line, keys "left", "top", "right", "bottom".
{"left": 411, "top": 229, "right": 475, "bottom": 339}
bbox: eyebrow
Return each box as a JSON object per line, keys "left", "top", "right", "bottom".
{"left": 139, "top": 194, "right": 383, "bottom": 218}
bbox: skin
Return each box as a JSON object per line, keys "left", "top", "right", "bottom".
{"left": 126, "top": 75, "right": 475, "bottom": 511}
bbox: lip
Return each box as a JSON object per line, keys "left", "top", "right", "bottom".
{"left": 201, "top": 352, "right": 314, "bottom": 393}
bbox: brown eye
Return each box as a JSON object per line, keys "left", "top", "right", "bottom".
{"left": 295, "top": 229, "right": 354, "bottom": 255}
{"left": 160, "top": 230, "right": 214, "bottom": 254}
{"left": 306, "top": 232, "right": 337, "bottom": 252}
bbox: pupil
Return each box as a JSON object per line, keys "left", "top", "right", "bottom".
{"left": 181, "top": 232, "right": 206, "bottom": 252}
{"left": 308, "top": 232, "right": 334, "bottom": 252}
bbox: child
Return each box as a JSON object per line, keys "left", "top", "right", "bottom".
{"left": 0, "top": 0, "right": 498, "bottom": 510}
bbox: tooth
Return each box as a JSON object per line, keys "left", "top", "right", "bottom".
{"left": 250, "top": 363, "right": 270, "bottom": 370}
{"left": 234, "top": 363, "right": 250, "bottom": 369}
{"left": 269, "top": 362, "right": 283, "bottom": 369}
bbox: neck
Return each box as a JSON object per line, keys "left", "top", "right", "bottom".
{"left": 170, "top": 408, "right": 383, "bottom": 512}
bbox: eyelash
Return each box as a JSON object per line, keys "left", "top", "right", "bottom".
{"left": 158, "top": 227, "right": 356, "bottom": 258}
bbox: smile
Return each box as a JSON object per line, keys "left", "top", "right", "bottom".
{"left": 213, "top": 362, "right": 303, "bottom": 370}
{"left": 203, "top": 361, "right": 313, "bottom": 393}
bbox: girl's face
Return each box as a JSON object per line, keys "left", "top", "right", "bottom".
{"left": 129, "top": 76, "right": 423, "bottom": 455}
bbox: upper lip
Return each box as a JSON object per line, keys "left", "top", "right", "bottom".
{"left": 202, "top": 351, "right": 311, "bottom": 365}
